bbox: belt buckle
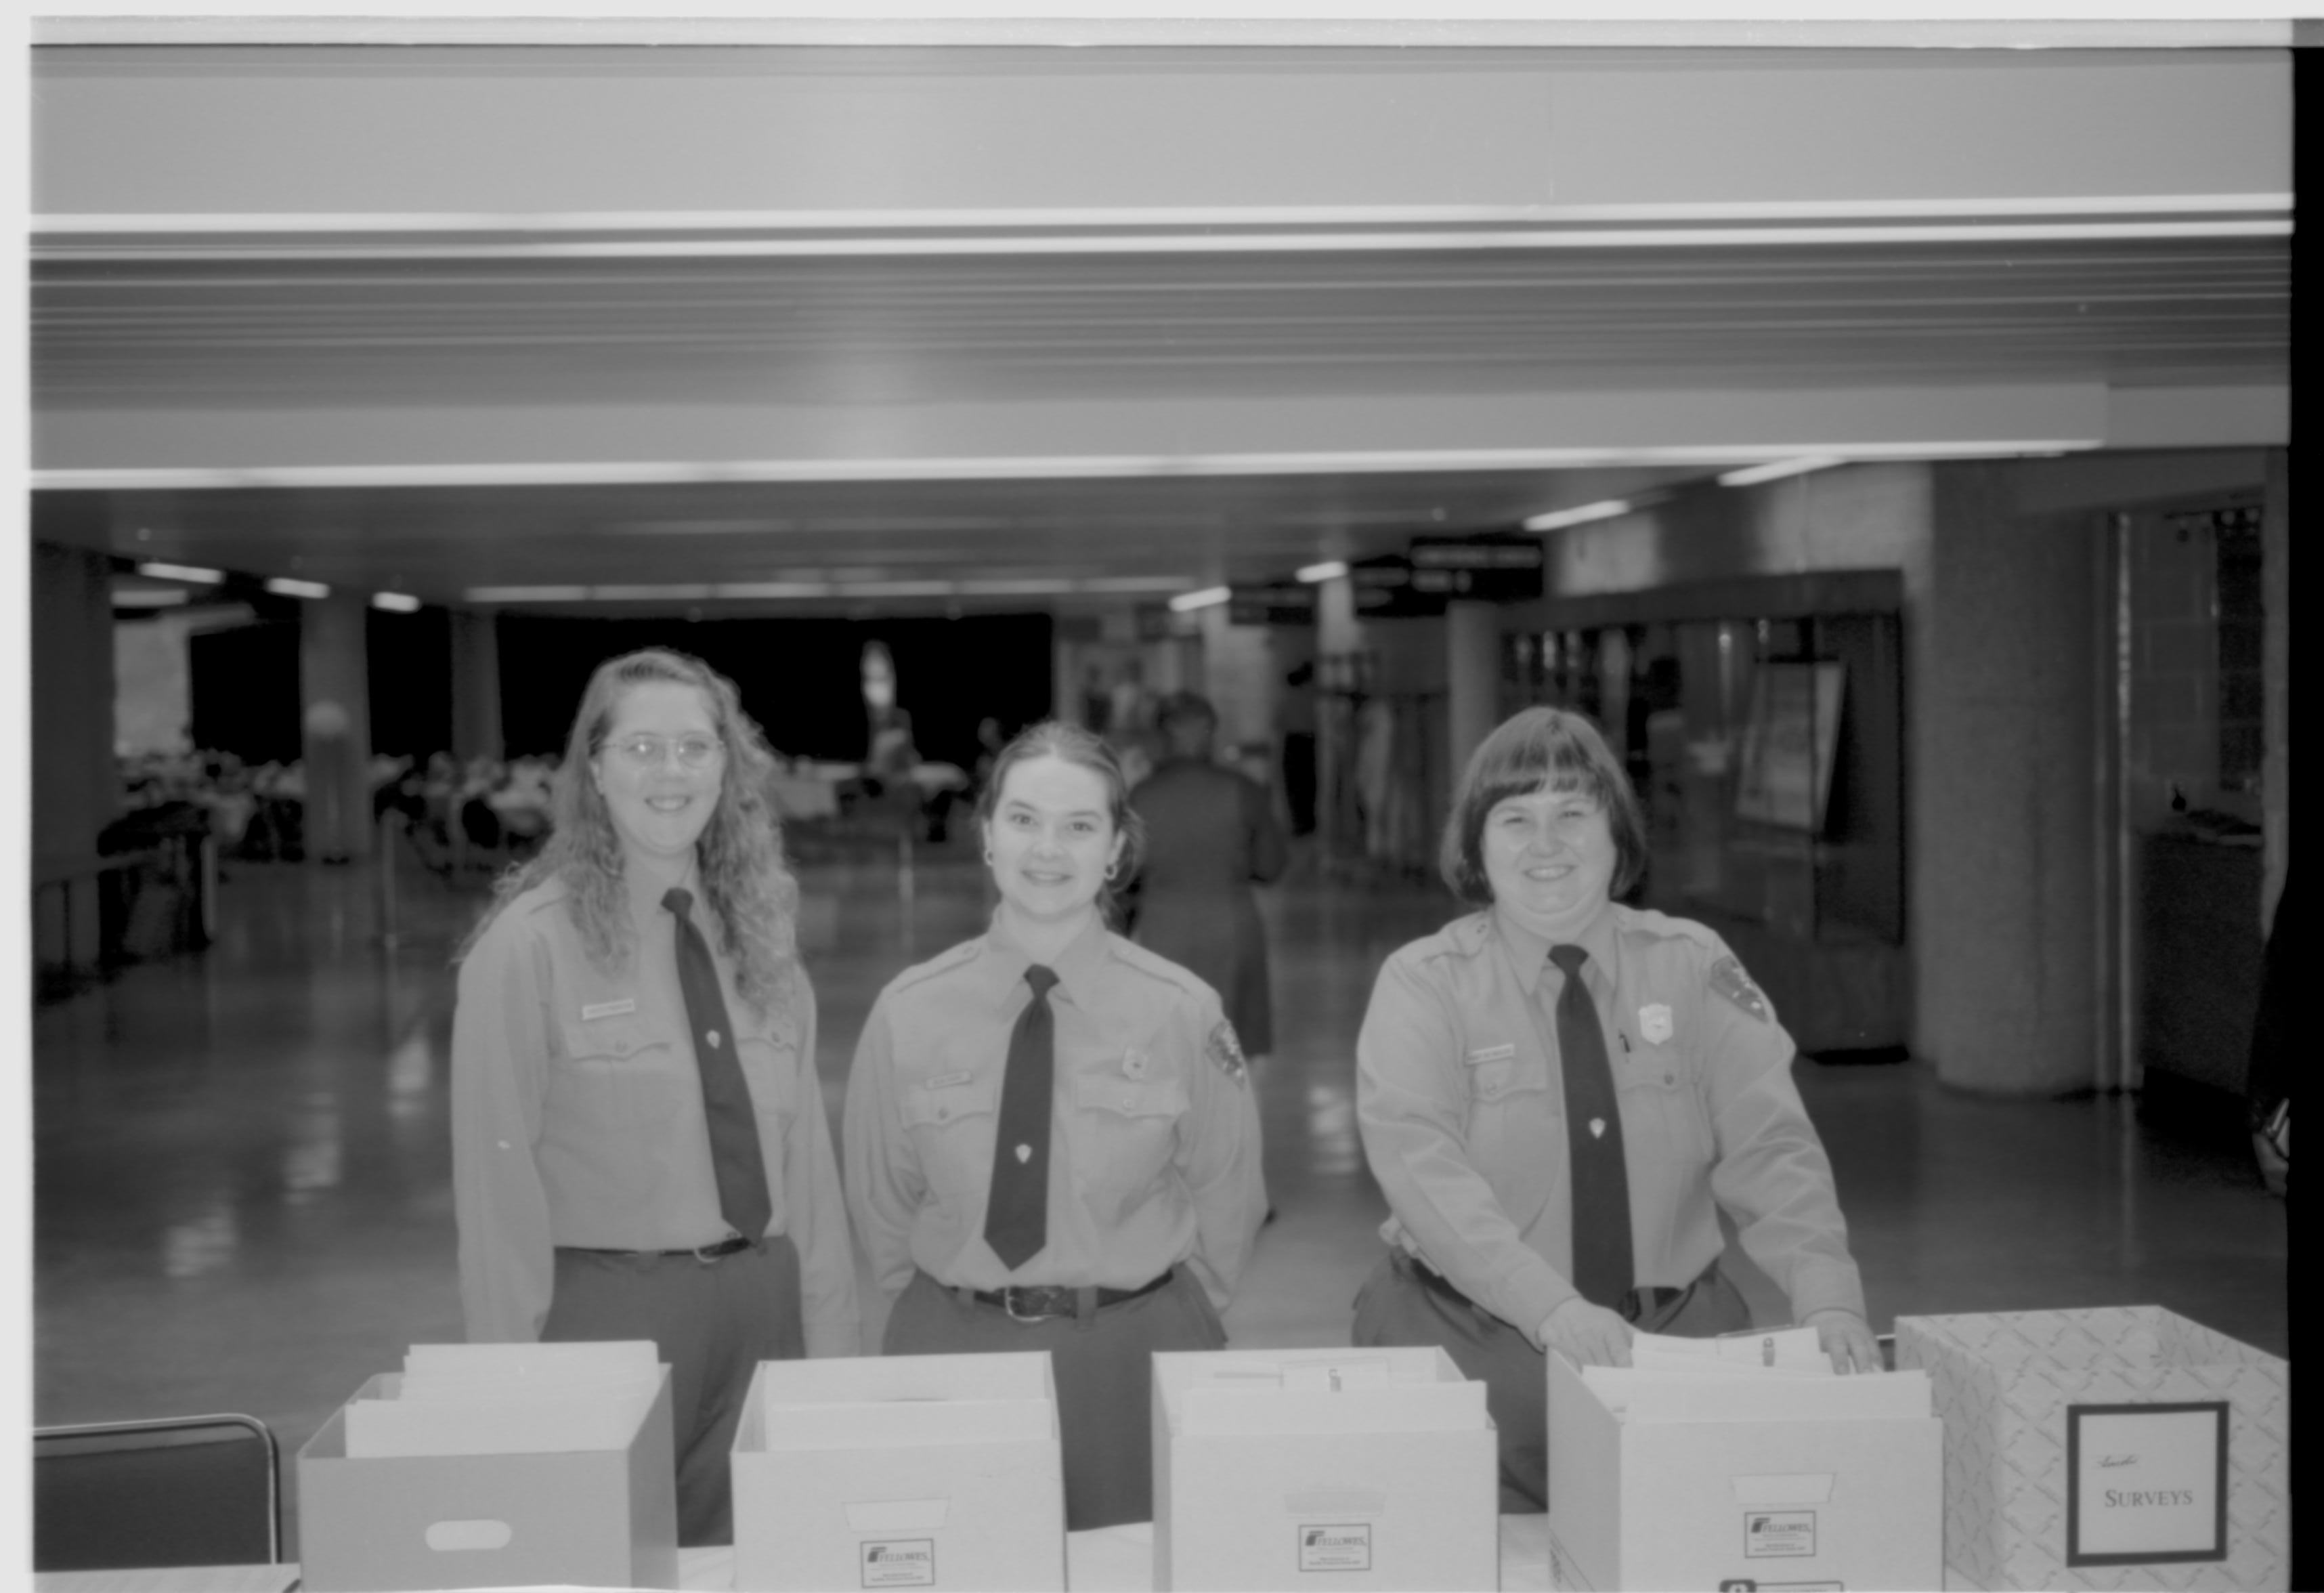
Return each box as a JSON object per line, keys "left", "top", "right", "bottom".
{"left": 1004, "top": 1286, "right": 1060, "bottom": 1323}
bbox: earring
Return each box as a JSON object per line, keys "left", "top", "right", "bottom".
{"left": 1104, "top": 862, "right": 1120, "bottom": 882}
{"left": 983, "top": 848, "right": 995, "bottom": 866}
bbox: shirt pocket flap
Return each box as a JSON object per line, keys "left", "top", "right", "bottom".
{"left": 559, "top": 1013, "right": 675, "bottom": 1064}
{"left": 901, "top": 1076, "right": 999, "bottom": 1128}
{"left": 1073, "top": 1077, "right": 1190, "bottom": 1118}
{"left": 1617, "top": 1041, "right": 1692, "bottom": 1094}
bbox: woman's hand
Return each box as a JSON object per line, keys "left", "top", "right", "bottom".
{"left": 1537, "top": 1296, "right": 1634, "bottom": 1367}
{"left": 1805, "top": 1307, "right": 1880, "bottom": 1374}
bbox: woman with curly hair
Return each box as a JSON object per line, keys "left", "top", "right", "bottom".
{"left": 451, "top": 648, "right": 857, "bottom": 1546}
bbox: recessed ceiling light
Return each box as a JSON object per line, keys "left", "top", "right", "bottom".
{"left": 137, "top": 561, "right": 224, "bottom": 584}
{"left": 1523, "top": 500, "right": 1633, "bottom": 533}
{"left": 1717, "top": 456, "right": 1846, "bottom": 488}
{"left": 263, "top": 577, "right": 330, "bottom": 600}
{"left": 370, "top": 591, "right": 422, "bottom": 613}
{"left": 1297, "top": 561, "right": 1350, "bottom": 584}
{"left": 1169, "top": 586, "right": 1232, "bottom": 613}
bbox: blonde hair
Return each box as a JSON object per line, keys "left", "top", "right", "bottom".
{"left": 462, "top": 649, "right": 801, "bottom": 1016}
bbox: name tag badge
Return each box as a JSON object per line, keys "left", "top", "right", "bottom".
{"left": 580, "top": 998, "right": 637, "bottom": 1021}
{"left": 1465, "top": 1042, "right": 1517, "bottom": 1065}
{"left": 924, "top": 1069, "right": 973, "bottom": 1090}
{"left": 1639, "top": 1004, "right": 1675, "bottom": 1044}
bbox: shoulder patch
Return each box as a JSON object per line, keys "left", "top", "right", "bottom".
{"left": 1708, "top": 955, "right": 1774, "bottom": 1023}
{"left": 1206, "top": 1019, "right": 1249, "bottom": 1084}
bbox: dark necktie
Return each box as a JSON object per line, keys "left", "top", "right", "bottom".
{"left": 985, "top": 964, "right": 1060, "bottom": 1272}
{"left": 663, "top": 888, "right": 772, "bottom": 1241}
{"left": 1549, "top": 943, "right": 1634, "bottom": 1310}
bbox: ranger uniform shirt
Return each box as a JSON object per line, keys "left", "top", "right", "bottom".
{"left": 842, "top": 914, "right": 1266, "bottom": 1309}
{"left": 452, "top": 875, "right": 861, "bottom": 1356}
{"left": 1356, "top": 901, "right": 1865, "bottom": 1346}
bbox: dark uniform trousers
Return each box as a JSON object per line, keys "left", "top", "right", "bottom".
{"left": 543, "top": 1234, "right": 805, "bottom": 1548}
{"left": 1352, "top": 1249, "right": 1750, "bottom": 1513}
{"left": 882, "top": 1265, "right": 1226, "bottom": 1531}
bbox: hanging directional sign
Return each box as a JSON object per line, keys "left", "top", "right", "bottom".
{"left": 1348, "top": 554, "right": 1442, "bottom": 618}
{"left": 1408, "top": 536, "right": 1545, "bottom": 601}
{"left": 1227, "top": 582, "right": 1317, "bottom": 626}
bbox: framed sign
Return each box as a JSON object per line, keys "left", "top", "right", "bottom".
{"left": 2065, "top": 1402, "right": 2229, "bottom": 1567}
{"left": 1734, "top": 662, "right": 1844, "bottom": 831}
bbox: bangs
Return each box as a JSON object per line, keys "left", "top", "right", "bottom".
{"left": 1469, "top": 722, "right": 1621, "bottom": 813}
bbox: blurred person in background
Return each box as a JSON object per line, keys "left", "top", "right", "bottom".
{"left": 1127, "top": 692, "right": 1289, "bottom": 1066}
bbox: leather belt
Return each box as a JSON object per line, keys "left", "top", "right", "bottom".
{"left": 1407, "top": 1252, "right": 1689, "bottom": 1326}
{"left": 965, "top": 1271, "right": 1173, "bottom": 1323}
{"left": 566, "top": 1234, "right": 758, "bottom": 1264}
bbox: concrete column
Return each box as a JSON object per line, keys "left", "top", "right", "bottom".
{"left": 1445, "top": 599, "right": 1501, "bottom": 778}
{"left": 448, "top": 608, "right": 504, "bottom": 764}
{"left": 32, "top": 540, "right": 121, "bottom": 967}
{"left": 300, "top": 593, "right": 374, "bottom": 862}
{"left": 1910, "top": 465, "right": 2102, "bottom": 1094}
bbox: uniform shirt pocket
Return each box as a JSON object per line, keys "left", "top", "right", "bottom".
{"left": 1616, "top": 1038, "right": 1711, "bottom": 1166}
{"left": 1069, "top": 1073, "right": 1190, "bottom": 1214}
{"left": 551, "top": 1014, "right": 685, "bottom": 1128}
{"left": 899, "top": 1074, "right": 1000, "bottom": 1131}
{"left": 733, "top": 1013, "right": 801, "bottom": 1137}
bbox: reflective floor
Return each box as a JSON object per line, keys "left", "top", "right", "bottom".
{"left": 30, "top": 841, "right": 2288, "bottom": 1552}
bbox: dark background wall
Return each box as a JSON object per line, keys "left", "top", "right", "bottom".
{"left": 187, "top": 610, "right": 1054, "bottom": 768}
{"left": 485, "top": 613, "right": 1054, "bottom": 765}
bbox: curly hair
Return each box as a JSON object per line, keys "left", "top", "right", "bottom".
{"left": 974, "top": 719, "right": 1146, "bottom": 927}
{"left": 462, "top": 649, "right": 801, "bottom": 1017}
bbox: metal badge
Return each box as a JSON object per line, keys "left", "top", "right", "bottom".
{"left": 1639, "top": 1003, "right": 1674, "bottom": 1044}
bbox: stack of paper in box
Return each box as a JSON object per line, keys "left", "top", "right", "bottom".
{"left": 297, "top": 1341, "right": 678, "bottom": 1592}
{"left": 1547, "top": 1326, "right": 1942, "bottom": 1592}
{"left": 1152, "top": 1345, "right": 1498, "bottom": 1592}
{"left": 731, "top": 1351, "right": 1065, "bottom": 1593}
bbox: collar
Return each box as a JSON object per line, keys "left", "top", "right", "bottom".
{"left": 627, "top": 859, "right": 704, "bottom": 931}
{"left": 1492, "top": 901, "right": 1622, "bottom": 997}
{"left": 971, "top": 909, "right": 1113, "bottom": 1010}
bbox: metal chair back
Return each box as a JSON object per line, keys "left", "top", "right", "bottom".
{"left": 33, "top": 1413, "right": 280, "bottom": 1571}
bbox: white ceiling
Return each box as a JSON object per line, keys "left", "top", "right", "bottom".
{"left": 28, "top": 39, "right": 2292, "bottom": 618}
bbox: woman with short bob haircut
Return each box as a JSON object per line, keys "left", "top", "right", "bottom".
{"left": 1352, "top": 704, "right": 1876, "bottom": 1511}
{"left": 844, "top": 719, "right": 1265, "bottom": 1531}
{"left": 452, "top": 648, "right": 857, "bottom": 1547}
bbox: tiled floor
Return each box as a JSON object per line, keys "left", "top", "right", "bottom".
{"left": 30, "top": 840, "right": 2288, "bottom": 1552}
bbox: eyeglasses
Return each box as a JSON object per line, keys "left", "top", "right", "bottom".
{"left": 605, "top": 734, "right": 724, "bottom": 769}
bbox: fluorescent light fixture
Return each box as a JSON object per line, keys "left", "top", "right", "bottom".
{"left": 1524, "top": 499, "right": 1633, "bottom": 533}
{"left": 1297, "top": 560, "right": 1350, "bottom": 584}
{"left": 714, "top": 580, "right": 834, "bottom": 599}
{"left": 1079, "top": 576, "right": 1196, "bottom": 595}
{"left": 263, "top": 577, "right": 330, "bottom": 600}
{"left": 466, "top": 585, "right": 588, "bottom": 603}
{"left": 114, "top": 589, "right": 190, "bottom": 608}
{"left": 956, "top": 578, "right": 1076, "bottom": 596}
{"left": 136, "top": 560, "right": 223, "bottom": 584}
{"left": 1717, "top": 456, "right": 1845, "bottom": 488}
{"left": 1169, "top": 586, "right": 1232, "bottom": 614}
{"left": 370, "top": 591, "right": 422, "bottom": 613}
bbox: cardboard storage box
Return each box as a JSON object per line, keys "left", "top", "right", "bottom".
{"left": 731, "top": 1351, "right": 1064, "bottom": 1592}
{"left": 1152, "top": 1345, "right": 1497, "bottom": 1592}
{"left": 1895, "top": 1306, "right": 2290, "bottom": 1590}
{"left": 1545, "top": 1348, "right": 1943, "bottom": 1592}
{"left": 297, "top": 1366, "right": 679, "bottom": 1592}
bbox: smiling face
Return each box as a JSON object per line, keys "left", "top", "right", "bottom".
{"left": 1480, "top": 782, "right": 1618, "bottom": 941}
{"left": 983, "top": 752, "right": 1124, "bottom": 933}
{"left": 592, "top": 680, "right": 725, "bottom": 872}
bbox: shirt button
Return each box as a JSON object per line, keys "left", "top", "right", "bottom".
{"left": 1664, "top": 1071, "right": 1676, "bottom": 1085}
{"left": 615, "top": 1039, "right": 632, "bottom": 1056}
{"left": 937, "top": 1106, "right": 950, "bottom": 1122}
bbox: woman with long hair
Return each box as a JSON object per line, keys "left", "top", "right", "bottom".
{"left": 842, "top": 720, "right": 1266, "bottom": 1531}
{"left": 452, "top": 648, "right": 857, "bottom": 1546}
